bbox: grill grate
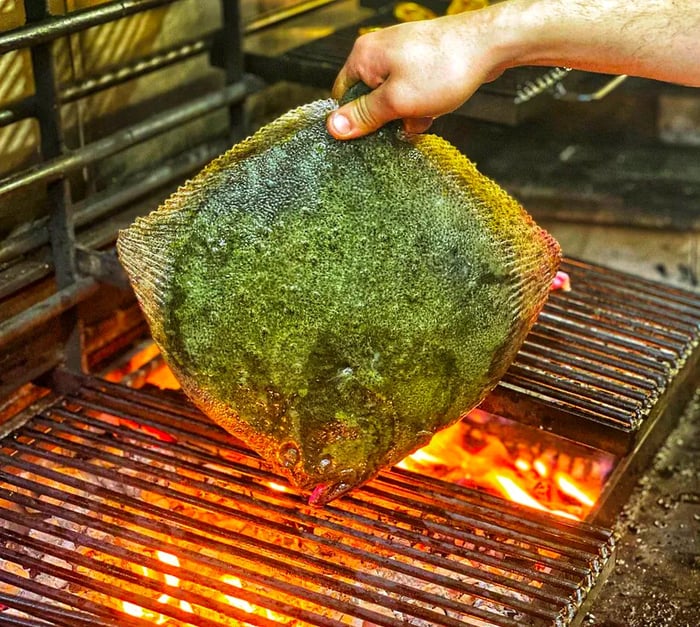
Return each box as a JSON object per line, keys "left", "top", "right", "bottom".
{"left": 482, "top": 258, "right": 700, "bottom": 455}
{"left": 0, "top": 373, "right": 614, "bottom": 626}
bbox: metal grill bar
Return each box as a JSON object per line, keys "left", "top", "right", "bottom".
{"left": 24, "top": 409, "right": 583, "bottom": 605}
{"left": 1, "top": 29, "right": 213, "bottom": 131}
{"left": 0, "top": 77, "right": 260, "bottom": 199}
{"left": 60, "top": 36, "right": 214, "bottom": 105}
{"left": 482, "top": 259, "right": 700, "bottom": 454}
{"left": 0, "top": 590, "right": 116, "bottom": 627}
{"left": 0, "top": 138, "right": 229, "bottom": 287}
{"left": 0, "top": 373, "right": 614, "bottom": 626}
{"left": 0, "top": 0, "right": 261, "bottom": 400}
{"left": 0, "top": 0, "right": 176, "bottom": 55}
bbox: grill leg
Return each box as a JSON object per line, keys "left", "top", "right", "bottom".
{"left": 26, "top": 0, "right": 85, "bottom": 372}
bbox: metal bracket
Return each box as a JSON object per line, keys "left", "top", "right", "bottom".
{"left": 76, "top": 247, "right": 131, "bottom": 290}
{"left": 554, "top": 74, "right": 628, "bottom": 103}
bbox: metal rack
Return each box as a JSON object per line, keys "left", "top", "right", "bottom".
{"left": 0, "top": 372, "right": 615, "bottom": 626}
{"left": 0, "top": 0, "right": 262, "bottom": 397}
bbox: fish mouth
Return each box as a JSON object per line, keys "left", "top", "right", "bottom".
{"left": 307, "top": 481, "right": 355, "bottom": 506}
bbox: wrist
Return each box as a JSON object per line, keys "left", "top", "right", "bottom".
{"left": 485, "top": 0, "right": 551, "bottom": 70}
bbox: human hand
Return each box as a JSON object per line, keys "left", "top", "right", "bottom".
{"left": 327, "top": 12, "right": 506, "bottom": 139}
{"left": 327, "top": 0, "right": 700, "bottom": 141}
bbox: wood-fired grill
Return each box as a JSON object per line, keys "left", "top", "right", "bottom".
{"left": 0, "top": 373, "right": 614, "bottom": 626}
{"left": 1, "top": 1, "right": 700, "bottom": 625}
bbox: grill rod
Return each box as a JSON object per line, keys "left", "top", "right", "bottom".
{"left": 0, "top": 76, "right": 261, "bottom": 198}
{"left": 0, "top": 0, "right": 176, "bottom": 54}
{"left": 5, "top": 418, "right": 566, "bottom": 624}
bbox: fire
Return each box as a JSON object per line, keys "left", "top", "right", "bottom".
{"left": 221, "top": 575, "right": 255, "bottom": 613}
{"left": 267, "top": 481, "right": 290, "bottom": 493}
{"left": 122, "top": 600, "right": 145, "bottom": 618}
{"left": 555, "top": 472, "right": 597, "bottom": 508}
{"left": 120, "top": 552, "right": 193, "bottom": 622}
{"left": 105, "top": 341, "right": 180, "bottom": 390}
{"left": 397, "top": 409, "right": 614, "bottom": 520}
{"left": 121, "top": 549, "right": 286, "bottom": 623}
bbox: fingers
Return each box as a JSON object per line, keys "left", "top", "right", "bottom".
{"left": 327, "top": 91, "right": 389, "bottom": 139}
{"left": 328, "top": 56, "right": 388, "bottom": 139}
{"left": 402, "top": 116, "right": 434, "bottom": 135}
{"left": 326, "top": 26, "right": 437, "bottom": 139}
{"left": 327, "top": 90, "right": 434, "bottom": 140}
{"left": 331, "top": 65, "right": 357, "bottom": 102}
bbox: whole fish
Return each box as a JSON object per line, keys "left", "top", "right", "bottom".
{"left": 117, "top": 94, "right": 560, "bottom": 505}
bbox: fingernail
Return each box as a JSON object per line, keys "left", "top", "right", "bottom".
{"left": 330, "top": 112, "right": 352, "bottom": 136}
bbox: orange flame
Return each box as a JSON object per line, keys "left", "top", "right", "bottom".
{"left": 267, "top": 481, "right": 290, "bottom": 493}
{"left": 398, "top": 413, "right": 613, "bottom": 520}
{"left": 121, "top": 551, "right": 194, "bottom": 622}
{"left": 108, "top": 344, "right": 612, "bottom": 523}
{"left": 555, "top": 472, "right": 596, "bottom": 507}
{"left": 221, "top": 575, "right": 255, "bottom": 613}
{"left": 121, "top": 550, "right": 288, "bottom": 623}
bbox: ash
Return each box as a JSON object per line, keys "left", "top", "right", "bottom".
{"left": 586, "top": 389, "right": 700, "bottom": 627}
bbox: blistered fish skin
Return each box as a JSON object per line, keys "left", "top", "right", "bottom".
{"left": 117, "top": 97, "right": 560, "bottom": 505}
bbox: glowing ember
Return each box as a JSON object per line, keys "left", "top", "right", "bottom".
{"left": 120, "top": 552, "right": 195, "bottom": 622}
{"left": 533, "top": 458, "right": 549, "bottom": 478}
{"left": 122, "top": 600, "right": 144, "bottom": 618}
{"left": 397, "top": 409, "right": 615, "bottom": 520}
{"left": 119, "top": 549, "right": 288, "bottom": 623}
{"left": 267, "top": 481, "right": 290, "bottom": 493}
{"left": 156, "top": 550, "right": 182, "bottom": 587}
{"left": 492, "top": 473, "right": 550, "bottom": 512}
{"left": 221, "top": 575, "right": 255, "bottom": 613}
{"left": 555, "top": 472, "right": 597, "bottom": 508}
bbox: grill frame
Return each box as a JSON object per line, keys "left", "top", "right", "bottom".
{"left": 0, "top": 0, "right": 262, "bottom": 400}
{"left": 1, "top": 2, "right": 698, "bottom": 624}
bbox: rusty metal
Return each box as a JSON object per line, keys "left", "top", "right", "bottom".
{"left": 0, "top": 278, "right": 99, "bottom": 349}
{"left": 0, "top": 372, "right": 615, "bottom": 626}
{"left": 1, "top": 36, "right": 213, "bottom": 130}
{"left": 0, "top": 0, "right": 262, "bottom": 399}
{"left": 0, "top": 138, "right": 228, "bottom": 266}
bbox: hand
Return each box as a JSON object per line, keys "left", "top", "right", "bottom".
{"left": 327, "top": 0, "right": 700, "bottom": 140}
{"left": 326, "top": 13, "right": 506, "bottom": 139}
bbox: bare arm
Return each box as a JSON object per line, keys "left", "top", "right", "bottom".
{"left": 327, "top": 0, "right": 700, "bottom": 139}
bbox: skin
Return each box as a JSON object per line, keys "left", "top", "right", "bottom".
{"left": 327, "top": 0, "right": 700, "bottom": 139}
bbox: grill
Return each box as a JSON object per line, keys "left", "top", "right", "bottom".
{"left": 484, "top": 258, "right": 700, "bottom": 455}
{"left": 0, "top": 372, "right": 614, "bottom": 627}
{"left": 1, "top": 0, "right": 699, "bottom": 625}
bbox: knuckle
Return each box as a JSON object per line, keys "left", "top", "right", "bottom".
{"left": 354, "top": 94, "right": 377, "bottom": 128}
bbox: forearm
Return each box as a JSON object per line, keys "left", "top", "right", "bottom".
{"left": 487, "top": 0, "right": 700, "bottom": 86}
{"left": 327, "top": 0, "right": 699, "bottom": 138}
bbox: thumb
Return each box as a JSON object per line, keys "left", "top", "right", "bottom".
{"left": 326, "top": 91, "right": 392, "bottom": 140}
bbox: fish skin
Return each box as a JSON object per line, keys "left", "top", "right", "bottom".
{"left": 117, "top": 97, "right": 561, "bottom": 505}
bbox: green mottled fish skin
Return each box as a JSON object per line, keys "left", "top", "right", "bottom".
{"left": 117, "top": 97, "right": 560, "bottom": 504}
